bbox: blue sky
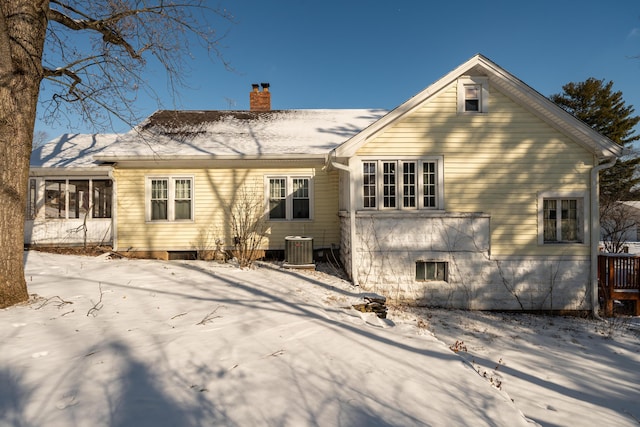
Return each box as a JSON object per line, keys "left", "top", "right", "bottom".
{"left": 36, "top": 0, "right": 640, "bottom": 137}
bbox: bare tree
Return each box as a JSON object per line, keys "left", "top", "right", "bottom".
{"left": 0, "top": 1, "right": 232, "bottom": 308}
{"left": 32, "top": 130, "right": 50, "bottom": 149}
{"left": 227, "top": 182, "right": 268, "bottom": 268}
{"left": 600, "top": 201, "right": 640, "bottom": 253}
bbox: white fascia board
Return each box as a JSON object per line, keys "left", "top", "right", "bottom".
{"left": 29, "top": 166, "right": 113, "bottom": 177}
{"left": 95, "top": 155, "right": 327, "bottom": 169}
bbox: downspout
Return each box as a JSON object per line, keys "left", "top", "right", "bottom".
{"left": 327, "top": 154, "right": 359, "bottom": 287}
{"left": 590, "top": 157, "right": 616, "bottom": 317}
{"left": 108, "top": 168, "right": 118, "bottom": 252}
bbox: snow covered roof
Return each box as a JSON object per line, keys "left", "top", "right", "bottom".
{"left": 30, "top": 133, "right": 119, "bottom": 170}
{"left": 94, "top": 109, "right": 387, "bottom": 162}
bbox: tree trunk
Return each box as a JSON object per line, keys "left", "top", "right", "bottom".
{"left": 0, "top": 1, "right": 48, "bottom": 308}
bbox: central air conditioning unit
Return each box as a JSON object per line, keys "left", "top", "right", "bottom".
{"left": 284, "top": 236, "right": 314, "bottom": 269}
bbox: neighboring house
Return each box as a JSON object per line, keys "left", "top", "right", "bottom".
{"left": 600, "top": 201, "right": 640, "bottom": 253}
{"left": 27, "top": 55, "right": 622, "bottom": 312}
{"left": 621, "top": 201, "right": 640, "bottom": 243}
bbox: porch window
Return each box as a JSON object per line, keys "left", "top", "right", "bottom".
{"left": 416, "top": 261, "right": 448, "bottom": 282}
{"left": 361, "top": 158, "right": 443, "bottom": 210}
{"left": 68, "top": 180, "right": 90, "bottom": 219}
{"left": 147, "top": 176, "right": 194, "bottom": 221}
{"left": 27, "top": 178, "right": 37, "bottom": 220}
{"left": 45, "top": 180, "right": 66, "bottom": 218}
{"left": 92, "top": 180, "right": 112, "bottom": 219}
{"left": 266, "top": 176, "right": 312, "bottom": 220}
{"left": 35, "top": 178, "right": 113, "bottom": 220}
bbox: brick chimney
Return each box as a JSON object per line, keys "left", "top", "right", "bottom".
{"left": 249, "top": 83, "right": 271, "bottom": 111}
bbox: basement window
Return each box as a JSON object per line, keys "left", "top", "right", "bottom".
{"left": 416, "top": 261, "right": 448, "bottom": 282}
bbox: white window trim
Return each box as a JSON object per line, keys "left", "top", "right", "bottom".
{"left": 537, "top": 191, "right": 588, "bottom": 245}
{"left": 264, "top": 175, "right": 314, "bottom": 221}
{"left": 145, "top": 175, "right": 195, "bottom": 222}
{"left": 457, "top": 76, "right": 489, "bottom": 114}
{"left": 356, "top": 156, "right": 444, "bottom": 211}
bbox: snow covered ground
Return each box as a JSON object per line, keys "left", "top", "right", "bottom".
{"left": 1, "top": 251, "right": 639, "bottom": 427}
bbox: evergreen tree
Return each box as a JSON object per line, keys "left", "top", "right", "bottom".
{"left": 550, "top": 78, "right": 640, "bottom": 203}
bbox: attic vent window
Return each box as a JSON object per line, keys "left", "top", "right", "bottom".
{"left": 464, "top": 85, "right": 480, "bottom": 111}
{"left": 457, "top": 77, "right": 489, "bottom": 113}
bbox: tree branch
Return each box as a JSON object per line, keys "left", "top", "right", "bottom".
{"left": 47, "top": 4, "right": 142, "bottom": 60}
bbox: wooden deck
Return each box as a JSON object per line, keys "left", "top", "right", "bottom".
{"left": 598, "top": 254, "right": 640, "bottom": 316}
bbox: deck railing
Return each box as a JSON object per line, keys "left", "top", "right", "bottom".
{"left": 597, "top": 254, "right": 640, "bottom": 315}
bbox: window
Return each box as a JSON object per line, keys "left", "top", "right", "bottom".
{"left": 151, "top": 179, "right": 168, "bottom": 220}
{"left": 457, "top": 77, "right": 489, "bottom": 113}
{"left": 45, "top": 180, "right": 66, "bottom": 218}
{"left": 402, "top": 162, "right": 416, "bottom": 208}
{"left": 269, "top": 178, "right": 286, "bottom": 219}
{"left": 147, "top": 176, "right": 194, "bottom": 221}
{"left": 539, "top": 192, "right": 585, "bottom": 244}
{"left": 292, "top": 178, "right": 310, "bottom": 219}
{"left": 41, "top": 178, "right": 112, "bottom": 219}
{"left": 361, "top": 158, "right": 443, "bottom": 210}
{"left": 174, "top": 179, "right": 192, "bottom": 220}
{"left": 68, "top": 180, "right": 90, "bottom": 219}
{"left": 543, "top": 199, "right": 581, "bottom": 243}
{"left": 26, "top": 178, "right": 37, "bottom": 220}
{"left": 92, "top": 180, "right": 112, "bottom": 219}
{"left": 382, "top": 162, "right": 397, "bottom": 208}
{"left": 266, "top": 176, "right": 312, "bottom": 220}
{"left": 423, "top": 161, "right": 437, "bottom": 208}
{"left": 363, "top": 162, "right": 376, "bottom": 208}
{"left": 416, "top": 261, "right": 448, "bottom": 281}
